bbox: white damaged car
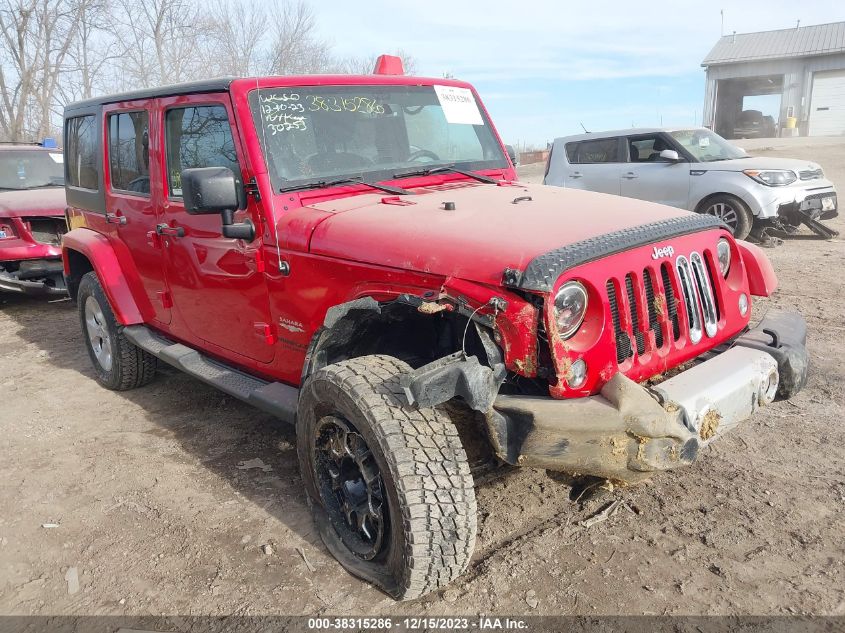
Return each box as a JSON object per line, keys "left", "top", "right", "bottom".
{"left": 544, "top": 127, "right": 837, "bottom": 239}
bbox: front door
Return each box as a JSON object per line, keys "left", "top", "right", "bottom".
{"left": 103, "top": 101, "right": 171, "bottom": 324}
{"left": 620, "top": 134, "right": 690, "bottom": 209}
{"left": 157, "top": 96, "right": 275, "bottom": 364}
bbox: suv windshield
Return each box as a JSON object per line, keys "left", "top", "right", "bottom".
{"left": 668, "top": 129, "right": 747, "bottom": 163}
{"left": 0, "top": 149, "right": 65, "bottom": 190}
{"left": 249, "top": 84, "right": 508, "bottom": 190}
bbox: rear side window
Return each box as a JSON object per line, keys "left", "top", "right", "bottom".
{"left": 165, "top": 105, "right": 240, "bottom": 197}
{"left": 108, "top": 111, "right": 150, "bottom": 195}
{"left": 566, "top": 138, "right": 621, "bottom": 164}
{"left": 66, "top": 115, "right": 98, "bottom": 190}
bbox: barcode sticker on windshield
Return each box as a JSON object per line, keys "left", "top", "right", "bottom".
{"left": 434, "top": 86, "right": 483, "bottom": 125}
{"left": 49, "top": 153, "right": 63, "bottom": 163}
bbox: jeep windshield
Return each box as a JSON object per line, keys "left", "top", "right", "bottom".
{"left": 0, "top": 149, "right": 64, "bottom": 190}
{"left": 668, "top": 129, "right": 747, "bottom": 163}
{"left": 249, "top": 84, "right": 508, "bottom": 192}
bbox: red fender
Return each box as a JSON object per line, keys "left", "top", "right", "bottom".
{"left": 737, "top": 239, "right": 778, "bottom": 297}
{"left": 62, "top": 228, "right": 144, "bottom": 324}
{"left": 441, "top": 276, "right": 539, "bottom": 376}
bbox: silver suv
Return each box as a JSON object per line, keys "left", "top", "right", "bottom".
{"left": 544, "top": 127, "right": 837, "bottom": 239}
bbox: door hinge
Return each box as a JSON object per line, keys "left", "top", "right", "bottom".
{"left": 245, "top": 177, "right": 261, "bottom": 202}
{"left": 253, "top": 322, "right": 276, "bottom": 345}
{"left": 255, "top": 250, "right": 266, "bottom": 273}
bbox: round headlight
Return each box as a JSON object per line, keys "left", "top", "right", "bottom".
{"left": 717, "top": 238, "right": 731, "bottom": 277}
{"left": 554, "top": 281, "right": 588, "bottom": 339}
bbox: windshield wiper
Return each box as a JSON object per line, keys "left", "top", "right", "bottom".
{"left": 392, "top": 164, "right": 498, "bottom": 184}
{"left": 279, "top": 176, "right": 411, "bottom": 195}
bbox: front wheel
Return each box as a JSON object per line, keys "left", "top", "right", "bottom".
{"left": 77, "top": 271, "right": 157, "bottom": 390}
{"left": 297, "top": 355, "right": 477, "bottom": 600}
{"left": 698, "top": 194, "right": 753, "bottom": 239}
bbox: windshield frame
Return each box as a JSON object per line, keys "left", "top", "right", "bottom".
{"left": 247, "top": 83, "right": 510, "bottom": 193}
{"left": 0, "top": 148, "right": 65, "bottom": 191}
{"left": 667, "top": 128, "right": 747, "bottom": 163}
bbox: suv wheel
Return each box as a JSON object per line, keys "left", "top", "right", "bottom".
{"left": 77, "top": 271, "right": 157, "bottom": 390}
{"left": 297, "top": 355, "right": 476, "bottom": 600}
{"left": 698, "top": 194, "right": 753, "bottom": 239}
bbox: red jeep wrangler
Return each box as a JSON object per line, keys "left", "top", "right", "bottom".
{"left": 62, "top": 57, "right": 808, "bottom": 599}
{"left": 0, "top": 141, "right": 68, "bottom": 295}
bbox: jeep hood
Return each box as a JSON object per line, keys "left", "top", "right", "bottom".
{"left": 698, "top": 156, "right": 821, "bottom": 173}
{"left": 307, "top": 182, "right": 694, "bottom": 287}
{"left": 0, "top": 188, "right": 66, "bottom": 218}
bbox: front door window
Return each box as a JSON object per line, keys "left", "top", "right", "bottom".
{"left": 165, "top": 105, "right": 241, "bottom": 197}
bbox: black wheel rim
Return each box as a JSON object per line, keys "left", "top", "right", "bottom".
{"left": 313, "top": 415, "right": 387, "bottom": 560}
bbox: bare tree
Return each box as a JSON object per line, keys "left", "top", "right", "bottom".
{"left": 0, "top": 0, "right": 422, "bottom": 141}
{"left": 59, "top": 0, "right": 115, "bottom": 102}
{"left": 0, "top": 0, "right": 81, "bottom": 141}
{"left": 207, "top": 0, "right": 265, "bottom": 76}
{"left": 265, "top": 1, "right": 334, "bottom": 75}
{"left": 114, "top": 0, "right": 212, "bottom": 88}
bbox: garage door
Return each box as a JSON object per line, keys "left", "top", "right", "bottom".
{"left": 810, "top": 70, "right": 845, "bottom": 136}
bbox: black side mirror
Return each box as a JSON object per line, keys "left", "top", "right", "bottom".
{"left": 505, "top": 144, "right": 519, "bottom": 166}
{"left": 181, "top": 167, "right": 255, "bottom": 241}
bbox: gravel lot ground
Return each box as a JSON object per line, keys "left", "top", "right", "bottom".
{"left": 1, "top": 138, "right": 843, "bottom": 623}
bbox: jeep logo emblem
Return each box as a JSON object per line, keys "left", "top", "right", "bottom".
{"left": 651, "top": 245, "right": 675, "bottom": 260}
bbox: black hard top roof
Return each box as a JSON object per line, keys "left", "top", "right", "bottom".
{"left": 64, "top": 78, "right": 236, "bottom": 114}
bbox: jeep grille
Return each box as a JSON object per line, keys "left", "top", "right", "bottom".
{"left": 606, "top": 251, "right": 720, "bottom": 365}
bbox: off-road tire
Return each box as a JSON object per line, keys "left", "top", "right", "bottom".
{"left": 77, "top": 271, "right": 157, "bottom": 390}
{"left": 297, "top": 354, "right": 477, "bottom": 600}
{"left": 697, "top": 194, "right": 753, "bottom": 240}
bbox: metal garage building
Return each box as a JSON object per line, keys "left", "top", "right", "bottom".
{"left": 702, "top": 21, "right": 845, "bottom": 138}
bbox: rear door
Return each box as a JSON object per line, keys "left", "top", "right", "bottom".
{"left": 103, "top": 101, "right": 171, "bottom": 324}
{"left": 157, "top": 95, "right": 275, "bottom": 364}
{"left": 564, "top": 137, "right": 623, "bottom": 195}
{"left": 620, "top": 133, "right": 690, "bottom": 209}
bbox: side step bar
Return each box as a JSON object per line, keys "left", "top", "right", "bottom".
{"left": 123, "top": 325, "right": 298, "bottom": 424}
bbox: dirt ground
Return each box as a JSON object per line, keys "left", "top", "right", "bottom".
{"left": 1, "top": 138, "right": 844, "bottom": 622}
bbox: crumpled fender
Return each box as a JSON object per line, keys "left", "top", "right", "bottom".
{"left": 62, "top": 228, "right": 144, "bottom": 324}
{"left": 736, "top": 239, "right": 778, "bottom": 296}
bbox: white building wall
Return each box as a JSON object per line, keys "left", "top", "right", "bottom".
{"left": 702, "top": 53, "right": 845, "bottom": 135}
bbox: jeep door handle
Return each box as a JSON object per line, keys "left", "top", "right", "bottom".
{"left": 105, "top": 212, "right": 126, "bottom": 225}
{"left": 570, "top": 171, "right": 583, "bottom": 179}
{"left": 622, "top": 172, "right": 638, "bottom": 179}
{"left": 156, "top": 223, "right": 185, "bottom": 237}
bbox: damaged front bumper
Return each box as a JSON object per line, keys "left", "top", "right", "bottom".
{"left": 0, "top": 258, "right": 67, "bottom": 296}
{"left": 485, "top": 309, "right": 808, "bottom": 483}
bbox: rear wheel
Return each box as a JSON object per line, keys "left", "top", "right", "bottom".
{"left": 77, "top": 271, "right": 157, "bottom": 390}
{"left": 297, "top": 355, "right": 476, "bottom": 600}
{"left": 698, "top": 194, "right": 753, "bottom": 239}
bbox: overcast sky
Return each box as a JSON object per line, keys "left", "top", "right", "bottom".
{"left": 311, "top": 0, "right": 845, "bottom": 146}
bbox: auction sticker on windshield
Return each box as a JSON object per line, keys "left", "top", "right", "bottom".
{"left": 434, "top": 85, "right": 483, "bottom": 125}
